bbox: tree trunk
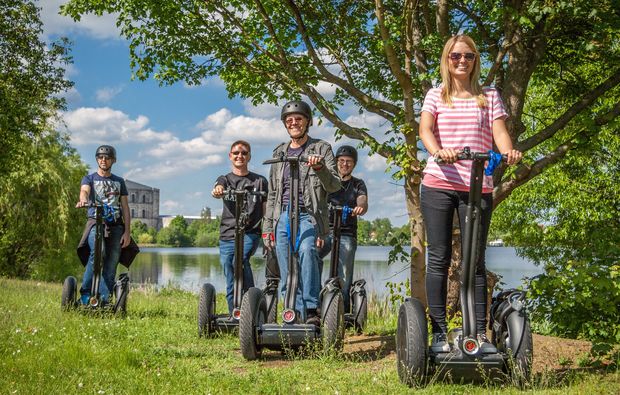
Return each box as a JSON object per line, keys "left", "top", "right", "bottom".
{"left": 405, "top": 172, "right": 426, "bottom": 305}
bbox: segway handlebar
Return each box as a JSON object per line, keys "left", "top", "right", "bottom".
{"left": 262, "top": 153, "right": 310, "bottom": 165}
{"left": 435, "top": 147, "right": 507, "bottom": 164}
{"left": 222, "top": 188, "right": 267, "bottom": 199}
{"left": 77, "top": 201, "right": 106, "bottom": 208}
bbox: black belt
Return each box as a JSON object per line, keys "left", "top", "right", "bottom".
{"left": 282, "top": 205, "right": 307, "bottom": 213}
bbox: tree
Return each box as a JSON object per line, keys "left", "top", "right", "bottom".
{"left": 0, "top": 0, "right": 85, "bottom": 280}
{"left": 492, "top": 126, "right": 620, "bottom": 342}
{"left": 131, "top": 220, "right": 148, "bottom": 240}
{"left": 61, "top": 0, "right": 620, "bottom": 303}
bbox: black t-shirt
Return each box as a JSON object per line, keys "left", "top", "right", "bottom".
{"left": 215, "top": 172, "right": 268, "bottom": 240}
{"left": 328, "top": 176, "right": 368, "bottom": 237}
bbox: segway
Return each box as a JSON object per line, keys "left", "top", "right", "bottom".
{"left": 239, "top": 153, "right": 344, "bottom": 360}
{"left": 61, "top": 202, "right": 130, "bottom": 315}
{"left": 396, "top": 147, "right": 533, "bottom": 385}
{"left": 326, "top": 203, "right": 368, "bottom": 333}
{"left": 198, "top": 187, "right": 273, "bottom": 336}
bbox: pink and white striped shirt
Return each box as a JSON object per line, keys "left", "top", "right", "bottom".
{"left": 421, "top": 87, "right": 508, "bottom": 193}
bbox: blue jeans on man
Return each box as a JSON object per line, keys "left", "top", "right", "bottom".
{"left": 275, "top": 209, "right": 321, "bottom": 320}
{"left": 80, "top": 224, "right": 124, "bottom": 303}
{"left": 219, "top": 233, "right": 259, "bottom": 314}
{"left": 318, "top": 234, "right": 358, "bottom": 314}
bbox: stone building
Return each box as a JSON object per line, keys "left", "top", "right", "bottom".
{"left": 126, "top": 179, "right": 160, "bottom": 229}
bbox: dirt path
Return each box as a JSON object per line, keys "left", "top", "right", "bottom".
{"left": 260, "top": 333, "right": 592, "bottom": 373}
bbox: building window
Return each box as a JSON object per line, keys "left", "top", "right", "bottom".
{"left": 131, "top": 193, "right": 136, "bottom": 203}
{"left": 131, "top": 209, "right": 135, "bottom": 217}
{"left": 142, "top": 194, "right": 146, "bottom": 203}
{"left": 142, "top": 209, "right": 146, "bottom": 218}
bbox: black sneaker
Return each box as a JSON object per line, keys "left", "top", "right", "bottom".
{"left": 477, "top": 333, "right": 498, "bottom": 353}
{"left": 306, "top": 309, "right": 320, "bottom": 327}
{"left": 431, "top": 332, "right": 450, "bottom": 353}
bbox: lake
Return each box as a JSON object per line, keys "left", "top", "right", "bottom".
{"left": 123, "top": 246, "right": 543, "bottom": 298}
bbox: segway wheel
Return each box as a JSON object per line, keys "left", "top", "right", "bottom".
{"left": 506, "top": 317, "right": 533, "bottom": 384}
{"left": 239, "top": 287, "right": 266, "bottom": 360}
{"left": 61, "top": 276, "right": 78, "bottom": 311}
{"left": 396, "top": 298, "right": 428, "bottom": 387}
{"left": 353, "top": 295, "right": 367, "bottom": 334}
{"left": 322, "top": 291, "right": 344, "bottom": 351}
{"left": 113, "top": 273, "right": 130, "bottom": 316}
{"left": 198, "top": 283, "right": 216, "bottom": 337}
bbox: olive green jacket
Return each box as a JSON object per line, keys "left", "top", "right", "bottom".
{"left": 263, "top": 137, "right": 341, "bottom": 238}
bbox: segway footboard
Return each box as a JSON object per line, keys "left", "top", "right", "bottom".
{"left": 431, "top": 350, "right": 505, "bottom": 382}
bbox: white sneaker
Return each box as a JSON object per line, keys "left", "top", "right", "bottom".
{"left": 431, "top": 332, "right": 450, "bottom": 353}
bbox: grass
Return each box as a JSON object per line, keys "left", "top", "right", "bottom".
{"left": 0, "top": 277, "right": 618, "bottom": 394}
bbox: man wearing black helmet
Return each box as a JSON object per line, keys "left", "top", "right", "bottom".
{"left": 318, "top": 145, "right": 368, "bottom": 314}
{"left": 263, "top": 100, "right": 341, "bottom": 325}
{"left": 75, "top": 145, "right": 131, "bottom": 305}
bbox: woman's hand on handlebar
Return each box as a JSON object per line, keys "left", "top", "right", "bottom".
{"left": 433, "top": 148, "right": 459, "bottom": 164}
{"left": 351, "top": 206, "right": 364, "bottom": 216}
{"left": 316, "top": 237, "right": 324, "bottom": 249}
{"left": 503, "top": 149, "right": 522, "bottom": 166}
{"left": 75, "top": 200, "right": 88, "bottom": 208}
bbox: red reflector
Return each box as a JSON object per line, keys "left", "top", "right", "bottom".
{"left": 282, "top": 309, "right": 295, "bottom": 323}
{"left": 232, "top": 309, "right": 241, "bottom": 319}
{"left": 465, "top": 340, "right": 476, "bottom": 352}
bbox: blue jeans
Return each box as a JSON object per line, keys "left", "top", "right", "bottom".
{"left": 219, "top": 233, "right": 259, "bottom": 314}
{"left": 275, "top": 210, "right": 321, "bottom": 319}
{"left": 80, "top": 224, "right": 124, "bottom": 302}
{"left": 318, "top": 234, "right": 358, "bottom": 314}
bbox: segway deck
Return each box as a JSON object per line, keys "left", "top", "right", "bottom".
{"left": 431, "top": 350, "right": 505, "bottom": 381}
{"left": 259, "top": 323, "right": 320, "bottom": 349}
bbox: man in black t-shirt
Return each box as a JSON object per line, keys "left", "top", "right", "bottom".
{"left": 212, "top": 140, "right": 268, "bottom": 314}
{"left": 318, "top": 145, "right": 368, "bottom": 314}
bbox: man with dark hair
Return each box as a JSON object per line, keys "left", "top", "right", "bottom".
{"left": 318, "top": 145, "right": 368, "bottom": 314}
{"left": 263, "top": 100, "right": 341, "bottom": 325}
{"left": 212, "top": 140, "right": 268, "bottom": 314}
{"left": 76, "top": 145, "right": 131, "bottom": 305}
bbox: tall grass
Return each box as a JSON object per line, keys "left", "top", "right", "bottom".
{"left": 0, "top": 278, "right": 617, "bottom": 394}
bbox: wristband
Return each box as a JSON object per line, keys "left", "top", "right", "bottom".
{"left": 262, "top": 232, "right": 274, "bottom": 241}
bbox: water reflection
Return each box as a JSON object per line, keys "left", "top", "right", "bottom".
{"left": 124, "top": 246, "right": 542, "bottom": 297}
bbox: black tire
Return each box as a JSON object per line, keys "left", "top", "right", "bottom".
{"left": 239, "top": 287, "right": 266, "bottom": 360}
{"left": 396, "top": 298, "right": 428, "bottom": 387}
{"left": 506, "top": 316, "right": 533, "bottom": 384}
{"left": 114, "top": 274, "right": 129, "bottom": 316}
{"left": 322, "top": 291, "right": 344, "bottom": 351}
{"left": 198, "top": 283, "right": 216, "bottom": 337}
{"left": 353, "top": 295, "right": 367, "bottom": 334}
{"left": 61, "top": 276, "right": 77, "bottom": 311}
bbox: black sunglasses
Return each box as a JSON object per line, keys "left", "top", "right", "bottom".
{"left": 96, "top": 155, "right": 112, "bottom": 160}
{"left": 231, "top": 151, "right": 249, "bottom": 156}
{"left": 449, "top": 52, "right": 476, "bottom": 61}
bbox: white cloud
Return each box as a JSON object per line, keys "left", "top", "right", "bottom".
{"left": 161, "top": 200, "right": 182, "bottom": 212}
{"left": 364, "top": 154, "right": 388, "bottom": 171}
{"left": 243, "top": 100, "right": 281, "bottom": 119}
{"left": 124, "top": 155, "right": 223, "bottom": 181}
{"left": 40, "top": 0, "right": 121, "bottom": 40}
{"left": 63, "top": 107, "right": 173, "bottom": 145}
{"left": 95, "top": 85, "right": 124, "bottom": 103}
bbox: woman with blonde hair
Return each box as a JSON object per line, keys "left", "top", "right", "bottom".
{"left": 418, "top": 35, "right": 522, "bottom": 353}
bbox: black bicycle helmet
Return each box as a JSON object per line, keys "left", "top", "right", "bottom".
{"left": 280, "top": 100, "right": 313, "bottom": 126}
{"left": 335, "top": 145, "right": 358, "bottom": 164}
{"left": 95, "top": 145, "right": 116, "bottom": 159}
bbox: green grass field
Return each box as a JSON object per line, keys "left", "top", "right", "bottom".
{"left": 0, "top": 278, "right": 617, "bottom": 394}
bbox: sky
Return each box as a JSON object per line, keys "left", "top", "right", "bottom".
{"left": 39, "top": 0, "right": 410, "bottom": 226}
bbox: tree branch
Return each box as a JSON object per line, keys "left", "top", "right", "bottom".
{"left": 285, "top": 0, "right": 400, "bottom": 120}
{"left": 518, "top": 68, "right": 620, "bottom": 152}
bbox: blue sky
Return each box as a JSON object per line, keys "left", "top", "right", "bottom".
{"left": 40, "top": 0, "right": 409, "bottom": 226}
